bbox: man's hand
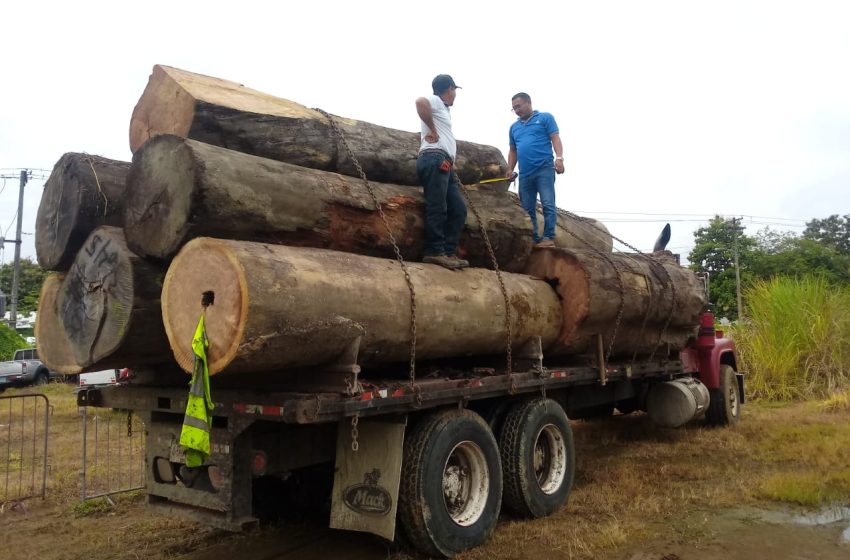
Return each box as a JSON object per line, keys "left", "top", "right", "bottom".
{"left": 555, "top": 159, "right": 565, "bottom": 174}
{"left": 506, "top": 171, "right": 518, "bottom": 181}
{"left": 424, "top": 130, "right": 439, "bottom": 143}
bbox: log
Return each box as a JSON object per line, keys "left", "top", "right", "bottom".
{"left": 129, "top": 64, "right": 506, "bottom": 186}
{"left": 55, "top": 226, "right": 171, "bottom": 371}
{"left": 161, "top": 238, "right": 563, "bottom": 375}
{"left": 35, "top": 153, "right": 131, "bottom": 271}
{"left": 124, "top": 136, "right": 612, "bottom": 270}
{"left": 524, "top": 249, "right": 706, "bottom": 359}
{"left": 34, "top": 273, "right": 81, "bottom": 375}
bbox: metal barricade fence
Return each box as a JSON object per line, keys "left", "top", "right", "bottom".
{"left": 80, "top": 406, "right": 145, "bottom": 501}
{"left": 0, "top": 394, "right": 50, "bottom": 506}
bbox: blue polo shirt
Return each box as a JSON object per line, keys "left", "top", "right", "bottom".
{"left": 509, "top": 111, "right": 559, "bottom": 177}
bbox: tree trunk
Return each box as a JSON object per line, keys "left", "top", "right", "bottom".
{"left": 124, "top": 136, "right": 612, "bottom": 270}
{"left": 161, "top": 238, "right": 563, "bottom": 376}
{"left": 55, "top": 227, "right": 171, "bottom": 371}
{"left": 35, "top": 153, "right": 130, "bottom": 271}
{"left": 129, "top": 64, "right": 506, "bottom": 186}
{"left": 34, "top": 273, "right": 81, "bottom": 375}
{"left": 524, "top": 249, "right": 706, "bottom": 359}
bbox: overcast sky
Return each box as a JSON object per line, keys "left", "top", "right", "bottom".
{"left": 1, "top": 0, "right": 848, "bottom": 271}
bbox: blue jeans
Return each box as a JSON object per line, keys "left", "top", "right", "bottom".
{"left": 417, "top": 152, "right": 467, "bottom": 256}
{"left": 519, "top": 165, "right": 557, "bottom": 242}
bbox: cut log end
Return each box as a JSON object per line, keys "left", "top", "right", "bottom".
{"left": 162, "top": 237, "right": 248, "bottom": 374}
{"left": 525, "top": 249, "right": 590, "bottom": 345}
{"left": 129, "top": 65, "right": 196, "bottom": 152}
{"left": 125, "top": 135, "right": 197, "bottom": 258}
{"left": 34, "top": 274, "right": 82, "bottom": 375}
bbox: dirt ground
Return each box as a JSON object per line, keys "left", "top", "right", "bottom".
{"left": 1, "top": 385, "right": 849, "bottom": 559}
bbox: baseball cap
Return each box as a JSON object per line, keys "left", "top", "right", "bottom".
{"left": 432, "top": 74, "right": 461, "bottom": 94}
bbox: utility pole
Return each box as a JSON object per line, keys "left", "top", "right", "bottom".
{"left": 731, "top": 217, "right": 743, "bottom": 321}
{"left": 6, "top": 170, "right": 28, "bottom": 328}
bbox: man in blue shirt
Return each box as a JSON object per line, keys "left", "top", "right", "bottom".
{"left": 507, "top": 92, "right": 564, "bottom": 248}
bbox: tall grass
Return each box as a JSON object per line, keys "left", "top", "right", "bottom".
{"left": 732, "top": 275, "right": 850, "bottom": 400}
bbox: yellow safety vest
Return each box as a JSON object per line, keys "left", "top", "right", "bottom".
{"left": 179, "top": 314, "right": 214, "bottom": 468}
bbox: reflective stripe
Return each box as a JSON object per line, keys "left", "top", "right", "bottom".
{"left": 182, "top": 414, "right": 210, "bottom": 432}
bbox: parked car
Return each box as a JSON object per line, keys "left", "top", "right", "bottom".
{"left": 0, "top": 348, "right": 61, "bottom": 392}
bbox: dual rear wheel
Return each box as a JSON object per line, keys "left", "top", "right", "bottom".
{"left": 397, "top": 399, "right": 575, "bottom": 557}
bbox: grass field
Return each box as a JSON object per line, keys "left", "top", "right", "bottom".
{"left": 1, "top": 383, "right": 848, "bottom": 559}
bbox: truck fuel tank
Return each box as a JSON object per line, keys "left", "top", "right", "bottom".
{"left": 646, "top": 377, "right": 710, "bottom": 428}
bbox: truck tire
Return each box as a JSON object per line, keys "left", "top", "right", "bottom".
{"left": 706, "top": 364, "right": 741, "bottom": 426}
{"left": 33, "top": 371, "right": 49, "bottom": 386}
{"left": 499, "top": 398, "right": 575, "bottom": 518}
{"left": 397, "top": 409, "right": 502, "bottom": 558}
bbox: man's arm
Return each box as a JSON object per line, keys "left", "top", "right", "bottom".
{"left": 551, "top": 133, "right": 565, "bottom": 174}
{"left": 507, "top": 145, "right": 518, "bottom": 178}
{"left": 415, "top": 97, "right": 438, "bottom": 143}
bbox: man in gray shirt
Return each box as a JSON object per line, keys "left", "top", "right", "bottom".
{"left": 415, "top": 74, "right": 468, "bottom": 270}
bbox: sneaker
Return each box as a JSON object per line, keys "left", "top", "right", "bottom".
{"left": 447, "top": 256, "right": 469, "bottom": 269}
{"left": 423, "top": 254, "right": 464, "bottom": 270}
{"left": 534, "top": 239, "right": 556, "bottom": 248}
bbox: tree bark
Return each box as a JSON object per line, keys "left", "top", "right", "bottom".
{"left": 35, "top": 153, "right": 130, "bottom": 271}
{"left": 524, "top": 249, "right": 706, "bottom": 359}
{"left": 55, "top": 227, "right": 171, "bottom": 371}
{"left": 34, "top": 273, "right": 81, "bottom": 375}
{"left": 129, "top": 64, "right": 507, "bottom": 186}
{"left": 125, "top": 136, "right": 612, "bottom": 271}
{"left": 161, "top": 238, "right": 563, "bottom": 375}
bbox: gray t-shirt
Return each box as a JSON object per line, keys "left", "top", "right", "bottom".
{"left": 419, "top": 94, "right": 456, "bottom": 159}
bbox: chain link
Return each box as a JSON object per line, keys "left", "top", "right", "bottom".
{"left": 518, "top": 196, "right": 625, "bottom": 363}
{"left": 126, "top": 410, "right": 133, "bottom": 438}
{"left": 457, "top": 176, "right": 513, "bottom": 377}
{"left": 316, "top": 109, "right": 419, "bottom": 389}
{"left": 350, "top": 414, "right": 359, "bottom": 452}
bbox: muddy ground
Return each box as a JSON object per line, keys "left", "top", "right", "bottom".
{"left": 1, "top": 386, "right": 848, "bottom": 559}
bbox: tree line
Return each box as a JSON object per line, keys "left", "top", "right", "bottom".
{"left": 688, "top": 214, "right": 850, "bottom": 320}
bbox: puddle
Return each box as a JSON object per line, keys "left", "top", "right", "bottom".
{"left": 752, "top": 504, "right": 850, "bottom": 543}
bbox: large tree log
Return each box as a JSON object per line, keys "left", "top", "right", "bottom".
{"left": 35, "top": 153, "right": 130, "bottom": 271}
{"left": 161, "top": 238, "right": 563, "bottom": 375}
{"left": 125, "top": 136, "right": 611, "bottom": 270}
{"left": 34, "top": 273, "right": 81, "bottom": 375}
{"left": 55, "top": 227, "right": 171, "bottom": 371}
{"left": 524, "top": 249, "right": 706, "bottom": 359}
{"left": 130, "top": 64, "right": 506, "bottom": 186}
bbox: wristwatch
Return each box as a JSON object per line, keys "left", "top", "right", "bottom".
{"left": 555, "top": 156, "right": 564, "bottom": 161}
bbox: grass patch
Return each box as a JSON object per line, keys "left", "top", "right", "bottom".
{"left": 759, "top": 469, "right": 850, "bottom": 506}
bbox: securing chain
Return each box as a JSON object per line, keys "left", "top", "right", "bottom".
{"left": 350, "top": 414, "right": 360, "bottom": 452}
{"left": 550, "top": 202, "right": 677, "bottom": 363}
{"left": 126, "top": 410, "right": 133, "bottom": 438}
{"left": 525, "top": 197, "right": 625, "bottom": 364}
{"left": 457, "top": 176, "right": 513, "bottom": 378}
{"left": 316, "top": 109, "right": 419, "bottom": 389}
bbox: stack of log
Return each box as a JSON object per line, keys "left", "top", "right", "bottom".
{"left": 35, "top": 65, "right": 704, "bottom": 378}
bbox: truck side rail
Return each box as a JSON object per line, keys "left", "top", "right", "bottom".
{"left": 78, "top": 360, "right": 685, "bottom": 424}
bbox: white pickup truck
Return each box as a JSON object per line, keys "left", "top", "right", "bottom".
{"left": 0, "top": 348, "right": 60, "bottom": 392}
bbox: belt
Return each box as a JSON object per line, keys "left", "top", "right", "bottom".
{"left": 419, "top": 148, "right": 453, "bottom": 161}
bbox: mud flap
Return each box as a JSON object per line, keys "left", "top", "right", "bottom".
{"left": 330, "top": 416, "right": 406, "bottom": 540}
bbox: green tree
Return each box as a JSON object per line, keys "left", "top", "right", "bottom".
{"left": 0, "top": 322, "right": 28, "bottom": 360}
{"left": 803, "top": 214, "right": 850, "bottom": 255}
{"left": 749, "top": 231, "right": 850, "bottom": 285}
{"left": 0, "top": 258, "right": 47, "bottom": 315}
{"left": 688, "top": 216, "right": 756, "bottom": 320}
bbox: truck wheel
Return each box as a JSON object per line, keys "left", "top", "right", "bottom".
{"left": 33, "top": 372, "right": 49, "bottom": 386}
{"left": 398, "top": 409, "right": 502, "bottom": 558}
{"left": 706, "top": 365, "right": 741, "bottom": 426}
{"left": 499, "top": 398, "right": 575, "bottom": 518}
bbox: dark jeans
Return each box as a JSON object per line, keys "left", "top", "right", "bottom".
{"left": 519, "top": 165, "right": 557, "bottom": 242}
{"left": 417, "top": 151, "right": 467, "bottom": 256}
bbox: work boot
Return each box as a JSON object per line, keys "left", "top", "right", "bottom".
{"left": 423, "top": 255, "right": 464, "bottom": 270}
{"left": 446, "top": 256, "right": 469, "bottom": 269}
{"left": 534, "top": 238, "right": 556, "bottom": 248}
